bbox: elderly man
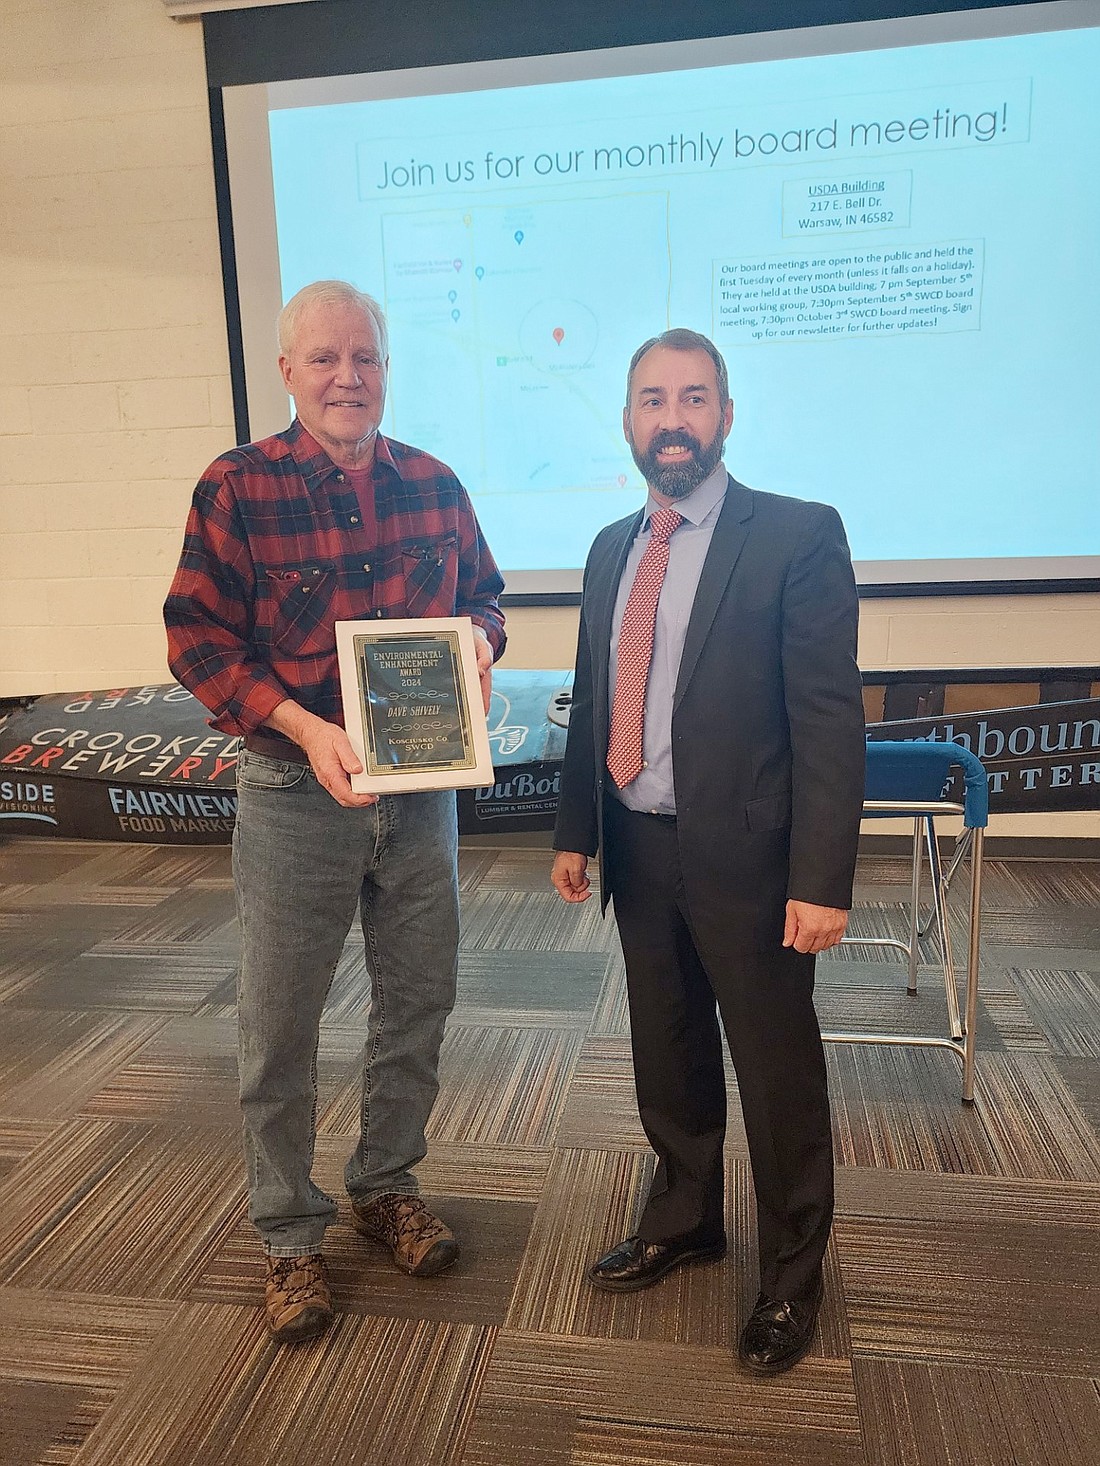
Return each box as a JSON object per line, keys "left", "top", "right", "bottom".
{"left": 552, "top": 328, "right": 865, "bottom": 1374}
{"left": 165, "top": 280, "right": 505, "bottom": 1343}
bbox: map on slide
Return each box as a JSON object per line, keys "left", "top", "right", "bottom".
{"left": 380, "top": 193, "right": 670, "bottom": 499}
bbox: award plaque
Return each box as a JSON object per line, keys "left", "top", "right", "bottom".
{"left": 335, "top": 617, "right": 494, "bottom": 794}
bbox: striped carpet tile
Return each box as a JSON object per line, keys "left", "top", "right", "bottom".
{"left": 18, "top": 951, "right": 236, "bottom": 1013}
{"left": 552, "top": 1036, "right": 651, "bottom": 1153}
{"left": 816, "top": 981, "right": 1003, "bottom": 1049}
{"left": 70, "top": 845, "right": 231, "bottom": 889}
{"left": 457, "top": 846, "right": 502, "bottom": 893}
{"left": 972, "top": 1053, "right": 1100, "bottom": 1180}
{"left": 306, "top": 944, "right": 610, "bottom": 1030}
{"left": 853, "top": 1358, "right": 1100, "bottom": 1466}
{"left": 0, "top": 1119, "right": 58, "bottom": 1181}
{"left": 0, "top": 919, "right": 71, "bottom": 1003}
{"left": 31, "top": 1383, "right": 115, "bottom": 1466}
{"left": 0, "top": 1287, "right": 177, "bottom": 1390}
{"left": 454, "top": 948, "right": 607, "bottom": 1014}
{"left": 473, "top": 849, "right": 567, "bottom": 893}
{"left": 218, "top": 1315, "right": 495, "bottom": 1466}
{"left": 835, "top": 1166, "right": 1100, "bottom": 1227}
{"left": 0, "top": 1010, "right": 166, "bottom": 1121}
{"left": 80, "top": 1015, "right": 363, "bottom": 1128}
{"left": 79, "top": 1050, "right": 243, "bottom": 1123}
{"left": 461, "top": 1331, "right": 863, "bottom": 1466}
{"left": 506, "top": 1147, "right": 850, "bottom": 1358}
{"left": 825, "top": 1046, "right": 1003, "bottom": 1174}
{"left": 1005, "top": 967, "right": 1100, "bottom": 1056}
{"left": 588, "top": 951, "right": 630, "bottom": 1036}
{"left": 458, "top": 890, "right": 622, "bottom": 953}
{"left": 64, "top": 1301, "right": 277, "bottom": 1466}
{"left": 0, "top": 1379, "right": 85, "bottom": 1466}
{"left": 855, "top": 859, "right": 1100, "bottom": 915}
{"left": 92, "top": 886, "right": 239, "bottom": 949}
{"left": 0, "top": 1119, "right": 245, "bottom": 1298}
{"left": 70, "top": 1304, "right": 498, "bottom": 1466}
{"left": 2, "top": 903, "right": 162, "bottom": 958}
{"left": 0, "top": 839, "right": 97, "bottom": 885}
{"left": 0, "top": 882, "right": 174, "bottom": 909}
{"left": 827, "top": 904, "right": 943, "bottom": 964}
{"left": 413, "top": 1140, "right": 552, "bottom": 1201}
{"left": 981, "top": 907, "right": 1100, "bottom": 950}
{"left": 448, "top": 1004, "right": 598, "bottom": 1033}
{"left": 570, "top": 1415, "right": 861, "bottom": 1466}
{"left": 419, "top": 1025, "right": 586, "bottom": 1147}
{"left": 975, "top": 987, "right": 1051, "bottom": 1048}
{"left": 978, "top": 860, "right": 1100, "bottom": 910}
{"left": 1055, "top": 1054, "right": 1100, "bottom": 1131}
{"left": 837, "top": 1213, "right": 1100, "bottom": 1374}
{"left": 506, "top": 1146, "right": 657, "bottom": 1338}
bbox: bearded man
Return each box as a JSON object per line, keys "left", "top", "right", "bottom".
{"left": 551, "top": 328, "right": 865, "bottom": 1374}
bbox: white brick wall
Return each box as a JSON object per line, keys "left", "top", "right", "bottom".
{"left": 0, "top": 0, "right": 229, "bottom": 696}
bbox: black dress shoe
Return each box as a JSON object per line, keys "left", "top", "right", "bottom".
{"left": 738, "top": 1277, "right": 824, "bottom": 1374}
{"left": 587, "top": 1233, "right": 726, "bottom": 1292}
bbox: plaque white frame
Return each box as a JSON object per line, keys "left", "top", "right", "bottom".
{"left": 336, "top": 616, "right": 494, "bottom": 794}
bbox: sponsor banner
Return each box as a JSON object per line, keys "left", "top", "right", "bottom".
{"left": 868, "top": 698, "right": 1100, "bottom": 813}
{"left": 457, "top": 764, "right": 562, "bottom": 834}
{"left": 3, "top": 682, "right": 1095, "bottom": 841}
{"left": 0, "top": 775, "right": 237, "bottom": 845}
{"left": 2, "top": 683, "right": 1095, "bottom": 840}
{"left": 457, "top": 674, "right": 569, "bottom": 833}
{"left": 0, "top": 776, "right": 61, "bottom": 831}
{"left": 0, "top": 673, "right": 572, "bottom": 843}
{"left": 0, "top": 683, "right": 240, "bottom": 787}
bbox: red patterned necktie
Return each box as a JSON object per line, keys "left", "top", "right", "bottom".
{"left": 607, "top": 506, "right": 684, "bottom": 789}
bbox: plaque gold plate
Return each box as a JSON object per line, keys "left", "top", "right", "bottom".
{"left": 335, "top": 617, "right": 494, "bottom": 794}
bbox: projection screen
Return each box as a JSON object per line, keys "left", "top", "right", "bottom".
{"left": 218, "top": 1, "right": 1100, "bottom": 594}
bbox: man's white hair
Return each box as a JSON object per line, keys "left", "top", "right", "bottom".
{"left": 277, "top": 280, "right": 389, "bottom": 360}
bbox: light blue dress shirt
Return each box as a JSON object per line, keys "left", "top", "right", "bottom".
{"left": 608, "top": 461, "right": 729, "bottom": 815}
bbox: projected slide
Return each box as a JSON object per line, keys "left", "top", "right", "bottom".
{"left": 379, "top": 194, "right": 669, "bottom": 513}
{"left": 264, "top": 21, "right": 1100, "bottom": 579}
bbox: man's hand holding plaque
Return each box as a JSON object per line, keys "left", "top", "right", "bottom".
{"left": 336, "top": 617, "right": 495, "bottom": 794}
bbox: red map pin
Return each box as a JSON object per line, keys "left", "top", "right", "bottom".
{"left": 552, "top": 327, "right": 564, "bottom": 344}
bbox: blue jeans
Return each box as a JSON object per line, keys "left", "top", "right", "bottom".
{"left": 232, "top": 749, "right": 459, "bottom": 1257}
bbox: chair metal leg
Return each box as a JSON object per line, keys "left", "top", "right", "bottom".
{"left": 920, "top": 826, "right": 972, "bottom": 937}
{"left": 962, "top": 826, "right": 984, "bottom": 1104}
{"left": 907, "top": 816, "right": 921, "bottom": 995}
{"left": 925, "top": 815, "right": 963, "bottom": 1041}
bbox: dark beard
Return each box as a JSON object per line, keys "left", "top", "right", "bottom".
{"left": 630, "top": 425, "right": 725, "bottom": 499}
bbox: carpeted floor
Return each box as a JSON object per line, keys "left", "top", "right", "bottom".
{"left": 0, "top": 836, "right": 1097, "bottom": 1465}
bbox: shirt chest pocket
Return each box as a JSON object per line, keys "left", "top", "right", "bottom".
{"left": 264, "top": 561, "right": 338, "bottom": 656}
{"left": 399, "top": 534, "right": 459, "bottom": 616}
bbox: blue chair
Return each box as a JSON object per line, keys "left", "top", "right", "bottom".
{"left": 822, "top": 739, "right": 989, "bottom": 1103}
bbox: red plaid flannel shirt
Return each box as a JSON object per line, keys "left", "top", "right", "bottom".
{"left": 164, "top": 421, "right": 506, "bottom": 737}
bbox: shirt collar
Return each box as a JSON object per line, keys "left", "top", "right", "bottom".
{"left": 643, "top": 459, "right": 728, "bottom": 530}
{"left": 283, "top": 419, "right": 401, "bottom": 491}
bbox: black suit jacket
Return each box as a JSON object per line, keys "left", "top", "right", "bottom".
{"left": 553, "top": 475, "right": 866, "bottom": 946}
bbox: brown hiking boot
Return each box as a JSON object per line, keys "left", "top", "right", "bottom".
{"left": 264, "top": 1253, "right": 332, "bottom": 1343}
{"left": 350, "top": 1193, "right": 459, "bottom": 1276}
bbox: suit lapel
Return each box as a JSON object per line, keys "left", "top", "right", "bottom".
{"left": 587, "top": 510, "right": 643, "bottom": 734}
{"left": 674, "top": 476, "right": 754, "bottom": 708}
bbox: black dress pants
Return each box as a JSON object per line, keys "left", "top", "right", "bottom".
{"left": 603, "top": 797, "right": 834, "bottom": 1302}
